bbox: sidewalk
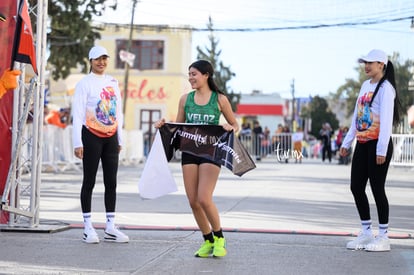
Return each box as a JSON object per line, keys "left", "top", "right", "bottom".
{"left": 1, "top": 158, "right": 413, "bottom": 274}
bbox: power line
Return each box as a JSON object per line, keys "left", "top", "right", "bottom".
{"left": 99, "top": 15, "right": 413, "bottom": 33}
{"left": 188, "top": 16, "right": 414, "bottom": 32}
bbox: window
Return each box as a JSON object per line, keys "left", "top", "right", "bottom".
{"left": 115, "top": 39, "right": 164, "bottom": 70}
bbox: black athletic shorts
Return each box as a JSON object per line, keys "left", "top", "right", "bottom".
{"left": 181, "top": 152, "right": 221, "bottom": 168}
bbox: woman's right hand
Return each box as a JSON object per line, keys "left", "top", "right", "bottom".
{"left": 339, "top": 147, "right": 349, "bottom": 157}
{"left": 74, "top": 147, "right": 83, "bottom": 159}
{"left": 154, "top": 118, "right": 166, "bottom": 129}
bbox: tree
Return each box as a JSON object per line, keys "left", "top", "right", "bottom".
{"left": 334, "top": 52, "right": 414, "bottom": 118}
{"left": 29, "top": 0, "right": 117, "bottom": 80}
{"left": 306, "top": 95, "right": 339, "bottom": 137}
{"left": 392, "top": 53, "right": 414, "bottom": 112}
{"left": 196, "top": 17, "right": 240, "bottom": 111}
{"left": 334, "top": 66, "right": 366, "bottom": 117}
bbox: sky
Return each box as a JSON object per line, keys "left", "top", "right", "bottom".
{"left": 94, "top": 0, "right": 414, "bottom": 99}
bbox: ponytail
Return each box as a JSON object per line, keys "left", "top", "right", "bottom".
{"left": 207, "top": 76, "right": 223, "bottom": 95}
{"left": 369, "top": 61, "right": 402, "bottom": 126}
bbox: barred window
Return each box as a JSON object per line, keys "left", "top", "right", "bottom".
{"left": 115, "top": 39, "right": 164, "bottom": 70}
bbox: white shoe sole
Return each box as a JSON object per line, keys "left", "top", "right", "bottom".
{"left": 365, "top": 246, "right": 391, "bottom": 252}
{"left": 83, "top": 236, "right": 99, "bottom": 244}
{"left": 104, "top": 233, "right": 129, "bottom": 243}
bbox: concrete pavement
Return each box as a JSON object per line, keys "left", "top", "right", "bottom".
{"left": 0, "top": 158, "right": 413, "bottom": 274}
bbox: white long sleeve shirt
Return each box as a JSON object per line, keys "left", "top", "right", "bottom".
{"left": 341, "top": 79, "right": 395, "bottom": 156}
{"left": 72, "top": 73, "right": 123, "bottom": 149}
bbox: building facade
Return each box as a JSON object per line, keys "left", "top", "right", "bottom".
{"left": 236, "top": 91, "right": 286, "bottom": 134}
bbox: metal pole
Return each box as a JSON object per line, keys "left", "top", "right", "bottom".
{"left": 291, "top": 79, "right": 295, "bottom": 131}
{"left": 123, "top": 0, "right": 138, "bottom": 116}
{"left": 32, "top": 0, "right": 48, "bottom": 226}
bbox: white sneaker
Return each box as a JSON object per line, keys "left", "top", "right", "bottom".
{"left": 83, "top": 227, "right": 99, "bottom": 244}
{"left": 365, "top": 235, "right": 391, "bottom": 252}
{"left": 104, "top": 227, "right": 129, "bottom": 243}
{"left": 346, "top": 232, "right": 374, "bottom": 250}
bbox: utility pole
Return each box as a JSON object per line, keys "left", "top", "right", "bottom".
{"left": 290, "top": 79, "right": 295, "bottom": 131}
{"left": 123, "top": 0, "right": 138, "bottom": 116}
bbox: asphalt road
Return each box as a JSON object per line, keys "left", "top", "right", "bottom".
{"left": 0, "top": 158, "right": 413, "bottom": 274}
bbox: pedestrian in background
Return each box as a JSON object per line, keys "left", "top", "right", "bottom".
{"left": 261, "top": 126, "right": 271, "bottom": 157}
{"left": 253, "top": 120, "right": 263, "bottom": 161}
{"left": 340, "top": 49, "right": 401, "bottom": 252}
{"left": 319, "top": 122, "right": 333, "bottom": 162}
{"left": 292, "top": 127, "right": 304, "bottom": 163}
{"left": 239, "top": 122, "right": 252, "bottom": 153}
{"left": 72, "top": 46, "right": 129, "bottom": 244}
{"left": 155, "top": 60, "right": 239, "bottom": 258}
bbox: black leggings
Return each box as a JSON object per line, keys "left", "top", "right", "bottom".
{"left": 350, "top": 139, "right": 393, "bottom": 224}
{"left": 322, "top": 143, "right": 332, "bottom": 162}
{"left": 80, "top": 126, "right": 119, "bottom": 213}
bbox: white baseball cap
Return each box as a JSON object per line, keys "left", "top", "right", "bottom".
{"left": 88, "top": 46, "right": 109, "bottom": 60}
{"left": 358, "top": 49, "right": 388, "bottom": 64}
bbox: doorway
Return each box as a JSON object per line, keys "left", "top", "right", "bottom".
{"left": 140, "top": 109, "right": 161, "bottom": 157}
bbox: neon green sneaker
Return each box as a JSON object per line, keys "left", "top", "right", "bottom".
{"left": 194, "top": 240, "right": 214, "bottom": 258}
{"left": 213, "top": 236, "right": 227, "bottom": 257}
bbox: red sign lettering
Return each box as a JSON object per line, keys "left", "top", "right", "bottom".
{"left": 125, "top": 79, "right": 168, "bottom": 101}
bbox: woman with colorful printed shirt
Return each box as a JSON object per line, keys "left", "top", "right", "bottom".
{"left": 155, "top": 60, "right": 239, "bottom": 258}
{"left": 340, "top": 49, "right": 401, "bottom": 252}
{"left": 72, "top": 46, "right": 128, "bottom": 244}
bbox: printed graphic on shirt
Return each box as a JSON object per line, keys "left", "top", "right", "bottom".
{"left": 86, "top": 86, "right": 118, "bottom": 136}
{"left": 355, "top": 91, "right": 380, "bottom": 141}
{"left": 96, "top": 86, "right": 117, "bottom": 125}
{"left": 356, "top": 92, "right": 373, "bottom": 131}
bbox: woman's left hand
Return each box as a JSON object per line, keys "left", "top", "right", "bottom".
{"left": 376, "top": 155, "right": 386, "bottom": 165}
{"left": 222, "top": 123, "right": 234, "bottom": 132}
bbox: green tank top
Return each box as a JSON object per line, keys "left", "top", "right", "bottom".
{"left": 184, "top": 91, "right": 221, "bottom": 125}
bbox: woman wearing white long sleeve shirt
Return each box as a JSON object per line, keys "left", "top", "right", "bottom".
{"left": 340, "top": 49, "right": 401, "bottom": 252}
{"left": 72, "top": 46, "right": 128, "bottom": 244}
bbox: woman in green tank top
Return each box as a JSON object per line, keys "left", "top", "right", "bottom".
{"left": 155, "top": 60, "right": 238, "bottom": 258}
